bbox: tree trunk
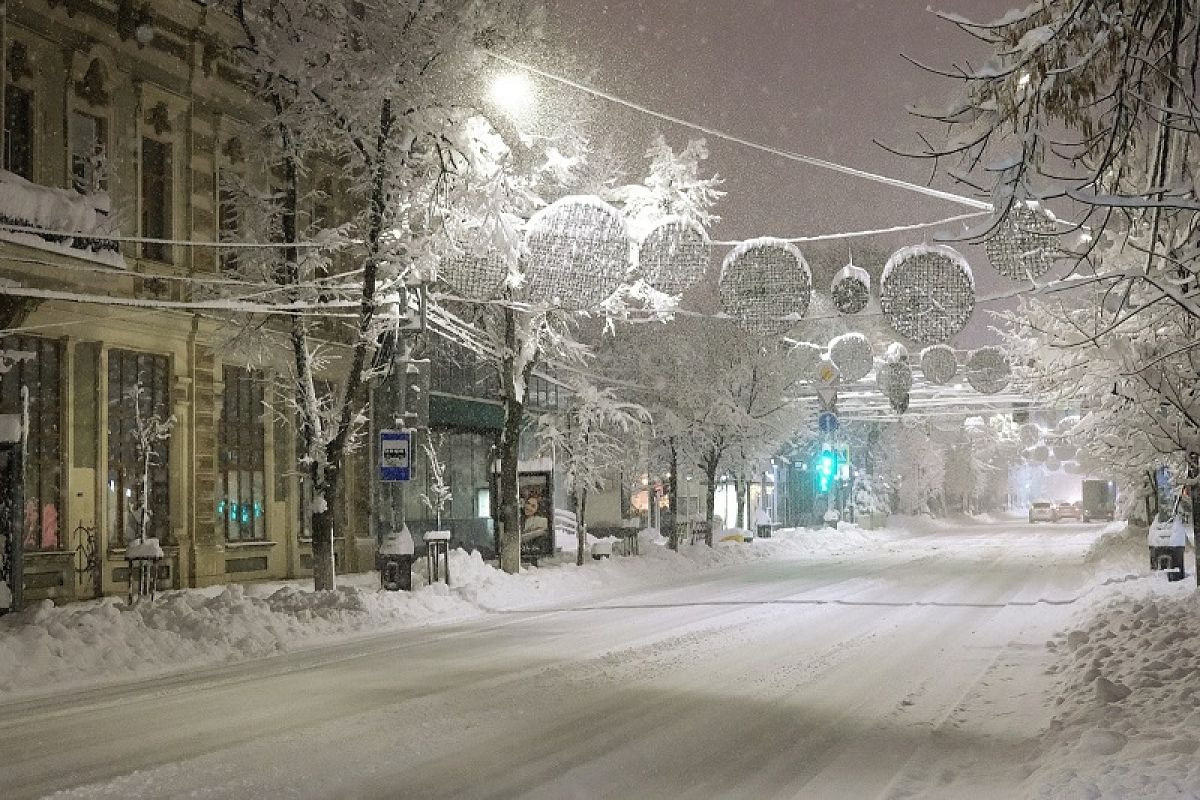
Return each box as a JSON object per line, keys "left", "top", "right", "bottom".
{"left": 310, "top": 484, "right": 337, "bottom": 591}
{"left": 703, "top": 452, "right": 719, "bottom": 547}
{"left": 576, "top": 487, "right": 587, "bottom": 567}
{"left": 667, "top": 439, "right": 679, "bottom": 550}
{"left": 497, "top": 307, "right": 530, "bottom": 575}
{"left": 734, "top": 476, "right": 747, "bottom": 532}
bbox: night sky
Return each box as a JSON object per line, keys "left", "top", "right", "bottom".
{"left": 519, "top": 1, "right": 1028, "bottom": 344}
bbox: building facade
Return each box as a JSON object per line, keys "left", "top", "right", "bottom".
{"left": 0, "top": 0, "right": 386, "bottom": 607}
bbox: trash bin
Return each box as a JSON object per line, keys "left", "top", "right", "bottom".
{"left": 378, "top": 525, "right": 415, "bottom": 591}
{"left": 1148, "top": 512, "right": 1187, "bottom": 582}
{"left": 754, "top": 507, "right": 772, "bottom": 539}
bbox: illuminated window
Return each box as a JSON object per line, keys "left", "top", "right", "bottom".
{"left": 219, "top": 366, "right": 266, "bottom": 541}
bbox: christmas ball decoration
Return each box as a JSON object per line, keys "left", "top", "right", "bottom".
{"left": 1045, "top": 456, "right": 1062, "bottom": 472}
{"left": 719, "top": 237, "right": 812, "bottom": 335}
{"left": 985, "top": 201, "right": 1058, "bottom": 280}
{"left": 790, "top": 342, "right": 823, "bottom": 376}
{"left": 524, "top": 195, "right": 630, "bottom": 310}
{"left": 1053, "top": 444, "right": 1078, "bottom": 461}
{"left": 920, "top": 345, "right": 957, "bottom": 385}
{"left": 1030, "top": 444, "right": 1049, "bottom": 463}
{"left": 1056, "top": 415, "right": 1080, "bottom": 435}
{"left": 965, "top": 347, "right": 1011, "bottom": 394}
{"left": 831, "top": 264, "right": 871, "bottom": 315}
{"left": 880, "top": 244, "right": 976, "bottom": 344}
{"left": 877, "top": 360, "right": 913, "bottom": 414}
{"left": 438, "top": 251, "right": 510, "bottom": 301}
{"left": 638, "top": 217, "right": 709, "bottom": 295}
{"left": 1019, "top": 424, "right": 1041, "bottom": 447}
{"left": 884, "top": 341, "right": 909, "bottom": 363}
{"left": 829, "top": 333, "right": 874, "bottom": 383}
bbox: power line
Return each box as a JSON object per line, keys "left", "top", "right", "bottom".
{"left": 485, "top": 51, "right": 995, "bottom": 213}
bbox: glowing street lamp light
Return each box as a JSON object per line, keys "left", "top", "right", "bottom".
{"left": 490, "top": 72, "right": 534, "bottom": 116}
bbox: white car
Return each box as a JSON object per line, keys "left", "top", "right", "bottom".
{"left": 1028, "top": 501, "right": 1055, "bottom": 523}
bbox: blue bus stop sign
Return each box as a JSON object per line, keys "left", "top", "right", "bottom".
{"left": 379, "top": 429, "right": 413, "bottom": 481}
{"left": 818, "top": 411, "right": 839, "bottom": 433}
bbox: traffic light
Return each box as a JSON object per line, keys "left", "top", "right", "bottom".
{"left": 815, "top": 448, "right": 839, "bottom": 494}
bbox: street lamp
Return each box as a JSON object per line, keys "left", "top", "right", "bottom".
{"left": 490, "top": 72, "right": 534, "bottom": 116}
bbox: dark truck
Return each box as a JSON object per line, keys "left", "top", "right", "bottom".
{"left": 1081, "top": 479, "right": 1116, "bottom": 522}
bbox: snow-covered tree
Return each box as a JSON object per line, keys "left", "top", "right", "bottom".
{"left": 127, "top": 383, "right": 175, "bottom": 544}
{"left": 221, "top": 0, "right": 542, "bottom": 589}
{"left": 535, "top": 377, "right": 649, "bottom": 565}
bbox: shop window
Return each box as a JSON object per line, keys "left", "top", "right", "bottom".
{"left": 0, "top": 336, "right": 62, "bottom": 551}
{"left": 107, "top": 349, "right": 171, "bottom": 547}
{"left": 70, "top": 111, "right": 107, "bottom": 193}
{"left": 219, "top": 366, "right": 266, "bottom": 542}
{"left": 140, "top": 137, "right": 173, "bottom": 262}
{"left": 3, "top": 85, "right": 34, "bottom": 180}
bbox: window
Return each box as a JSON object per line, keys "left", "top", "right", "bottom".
{"left": 70, "top": 111, "right": 107, "bottom": 193}
{"left": 3, "top": 85, "right": 34, "bottom": 180}
{"left": 217, "top": 187, "right": 240, "bottom": 272}
{"left": 219, "top": 366, "right": 266, "bottom": 542}
{"left": 107, "top": 349, "right": 171, "bottom": 547}
{"left": 0, "top": 336, "right": 63, "bottom": 551}
{"left": 141, "top": 138, "right": 172, "bottom": 262}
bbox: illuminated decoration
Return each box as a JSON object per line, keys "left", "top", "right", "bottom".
{"left": 965, "top": 347, "right": 1011, "bottom": 394}
{"left": 877, "top": 360, "right": 913, "bottom": 414}
{"left": 828, "top": 333, "right": 873, "bottom": 383}
{"left": 719, "top": 237, "right": 812, "bottom": 335}
{"left": 638, "top": 217, "right": 709, "bottom": 295}
{"left": 919, "top": 345, "right": 957, "bottom": 385}
{"left": 880, "top": 244, "right": 975, "bottom": 344}
{"left": 831, "top": 263, "right": 870, "bottom": 315}
{"left": 438, "top": 251, "right": 510, "bottom": 301}
{"left": 216, "top": 499, "right": 264, "bottom": 524}
{"left": 985, "top": 201, "right": 1058, "bottom": 280}
{"left": 814, "top": 447, "right": 839, "bottom": 494}
{"left": 790, "top": 342, "right": 823, "bottom": 377}
{"left": 1053, "top": 444, "right": 1078, "bottom": 461}
{"left": 524, "top": 195, "right": 630, "bottom": 310}
{"left": 1019, "top": 424, "right": 1041, "bottom": 447}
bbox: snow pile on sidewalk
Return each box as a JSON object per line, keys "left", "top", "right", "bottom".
{"left": 0, "top": 582, "right": 480, "bottom": 699}
{"left": 0, "top": 525, "right": 885, "bottom": 700}
{"left": 1024, "top": 584, "right": 1200, "bottom": 798}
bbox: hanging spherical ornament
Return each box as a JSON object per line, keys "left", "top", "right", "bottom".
{"left": 1019, "top": 423, "right": 1041, "bottom": 447}
{"left": 790, "top": 342, "right": 823, "bottom": 377}
{"left": 638, "top": 217, "right": 709, "bottom": 296}
{"left": 880, "top": 244, "right": 976, "bottom": 344}
{"left": 828, "top": 333, "right": 874, "bottom": 383}
{"left": 719, "top": 237, "right": 812, "bottom": 335}
{"left": 919, "top": 345, "right": 957, "bottom": 385}
{"left": 1030, "top": 444, "right": 1049, "bottom": 463}
{"left": 437, "top": 251, "right": 511, "bottom": 302}
{"left": 1045, "top": 456, "right": 1062, "bottom": 472}
{"left": 965, "top": 347, "right": 1011, "bottom": 394}
{"left": 523, "top": 195, "right": 630, "bottom": 310}
{"left": 877, "top": 360, "right": 912, "bottom": 414}
{"left": 830, "top": 264, "right": 871, "bottom": 315}
{"left": 1053, "top": 443, "right": 1078, "bottom": 461}
{"left": 985, "top": 201, "right": 1059, "bottom": 280}
{"left": 884, "top": 342, "right": 909, "bottom": 364}
{"left": 1056, "top": 415, "right": 1080, "bottom": 435}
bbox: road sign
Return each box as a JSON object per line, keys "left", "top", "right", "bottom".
{"left": 818, "top": 411, "right": 839, "bottom": 433}
{"left": 379, "top": 429, "right": 414, "bottom": 482}
{"left": 814, "top": 357, "right": 839, "bottom": 411}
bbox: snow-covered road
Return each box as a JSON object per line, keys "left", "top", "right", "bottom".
{"left": 2, "top": 521, "right": 1115, "bottom": 799}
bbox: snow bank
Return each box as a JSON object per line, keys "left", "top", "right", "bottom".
{"left": 1027, "top": 586, "right": 1200, "bottom": 798}
{"left": 0, "top": 527, "right": 885, "bottom": 700}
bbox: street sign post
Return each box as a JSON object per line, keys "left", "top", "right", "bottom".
{"left": 818, "top": 411, "right": 839, "bottom": 434}
{"left": 379, "top": 429, "right": 414, "bottom": 482}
